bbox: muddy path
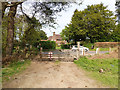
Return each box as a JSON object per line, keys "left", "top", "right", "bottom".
{"left": 3, "top": 61, "right": 108, "bottom": 88}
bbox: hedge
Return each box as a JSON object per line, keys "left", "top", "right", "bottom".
{"left": 61, "top": 44, "right": 71, "bottom": 49}
{"left": 39, "top": 41, "right": 56, "bottom": 49}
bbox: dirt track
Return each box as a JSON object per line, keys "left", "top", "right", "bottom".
{"left": 3, "top": 61, "right": 108, "bottom": 88}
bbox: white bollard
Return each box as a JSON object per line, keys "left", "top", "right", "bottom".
{"left": 96, "top": 48, "right": 99, "bottom": 54}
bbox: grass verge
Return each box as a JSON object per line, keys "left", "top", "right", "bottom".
{"left": 74, "top": 56, "right": 118, "bottom": 88}
{"left": 89, "top": 47, "right": 117, "bottom": 51}
{"left": 2, "top": 60, "right": 31, "bottom": 82}
{"left": 56, "top": 46, "right": 61, "bottom": 49}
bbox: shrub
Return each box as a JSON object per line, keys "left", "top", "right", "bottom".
{"left": 39, "top": 41, "right": 56, "bottom": 49}
{"left": 82, "top": 42, "right": 94, "bottom": 49}
{"left": 61, "top": 44, "right": 70, "bottom": 49}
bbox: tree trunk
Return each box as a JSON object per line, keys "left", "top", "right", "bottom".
{"left": 6, "top": 2, "right": 17, "bottom": 56}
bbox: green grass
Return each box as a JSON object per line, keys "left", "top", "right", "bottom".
{"left": 56, "top": 46, "right": 61, "bottom": 49}
{"left": 90, "top": 47, "right": 117, "bottom": 51}
{"left": 89, "top": 48, "right": 109, "bottom": 51}
{"left": 74, "top": 57, "right": 118, "bottom": 88}
{"left": 100, "top": 48, "right": 109, "bottom": 51}
{"left": 2, "top": 60, "right": 31, "bottom": 82}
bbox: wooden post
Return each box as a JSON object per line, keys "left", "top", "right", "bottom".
{"left": 81, "top": 48, "right": 85, "bottom": 56}
{"left": 83, "top": 48, "right": 85, "bottom": 56}
{"left": 77, "top": 42, "right": 80, "bottom": 60}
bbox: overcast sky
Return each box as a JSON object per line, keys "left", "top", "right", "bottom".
{"left": 23, "top": 0, "right": 116, "bottom": 37}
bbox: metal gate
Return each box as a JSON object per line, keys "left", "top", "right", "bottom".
{"left": 40, "top": 49, "right": 75, "bottom": 62}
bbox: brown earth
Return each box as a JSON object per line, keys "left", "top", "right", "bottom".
{"left": 3, "top": 61, "right": 108, "bottom": 88}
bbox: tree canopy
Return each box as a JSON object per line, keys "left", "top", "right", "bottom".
{"left": 61, "top": 3, "right": 117, "bottom": 43}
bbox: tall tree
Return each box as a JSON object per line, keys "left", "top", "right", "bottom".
{"left": 2, "top": 2, "right": 23, "bottom": 55}
{"left": 6, "top": 2, "right": 18, "bottom": 55}
{"left": 61, "top": 3, "right": 116, "bottom": 43}
{"left": 115, "top": 0, "right": 120, "bottom": 24}
{"left": 111, "top": 24, "right": 120, "bottom": 42}
{"left": 84, "top": 4, "right": 116, "bottom": 42}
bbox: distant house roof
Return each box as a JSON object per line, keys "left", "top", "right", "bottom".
{"left": 55, "top": 34, "right": 62, "bottom": 40}
{"left": 41, "top": 40, "right": 48, "bottom": 41}
{"left": 48, "top": 36, "right": 52, "bottom": 40}
{"left": 48, "top": 32, "right": 62, "bottom": 41}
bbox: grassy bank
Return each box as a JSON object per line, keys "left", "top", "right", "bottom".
{"left": 74, "top": 57, "right": 118, "bottom": 88}
{"left": 2, "top": 60, "right": 31, "bottom": 82}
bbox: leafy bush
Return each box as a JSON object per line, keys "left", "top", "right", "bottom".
{"left": 61, "top": 44, "right": 71, "bottom": 49}
{"left": 82, "top": 42, "right": 94, "bottom": 49}
{"left": 39, "top": 41, "right": 56, "bottom": 49}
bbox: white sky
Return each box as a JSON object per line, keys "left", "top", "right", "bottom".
{"left": 23, "top": 0, "right": 116, "bottom": 37}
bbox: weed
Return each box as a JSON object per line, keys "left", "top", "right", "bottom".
{"left": 55, "top": 60, "right": 60, "bottom": 64}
